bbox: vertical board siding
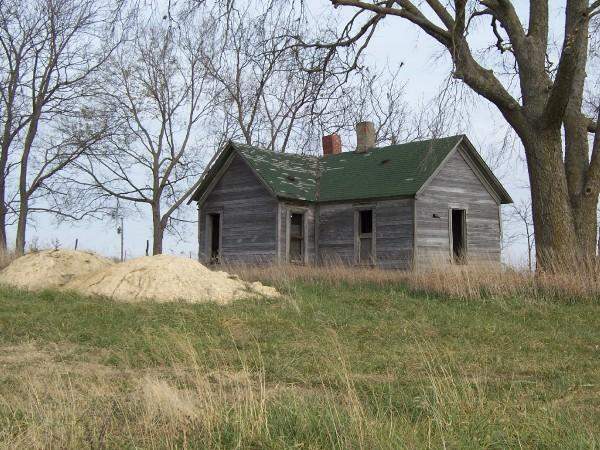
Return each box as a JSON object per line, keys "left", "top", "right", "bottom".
{"left": 415, "top": 147, "right": 501, "bottom": 265}
{"left": 199, "top": 155, "right": 278, "bottom": 264}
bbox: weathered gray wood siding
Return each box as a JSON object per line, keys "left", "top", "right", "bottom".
{"left": 318, "top": 199, "right": 414, "bottom": 268}
{"left": 415, "top": 147, "right": 501, "bottom": 265}
{"left": 198, "top": 154, "right": 278, "bottom": 264}
{"left": 278, "top": 202, "right": 316, "bottom": 264}
{"left": 318, "top": 203, "right": 355, "bottom": 264}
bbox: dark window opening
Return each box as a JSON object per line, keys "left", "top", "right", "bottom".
{"left": 289, "top": 212, "right": 304, "bottom": 263}
{"left": 358, "top": 209, "right": 374, "bottom": 264}
{"left": 451, "top": 209, "right": 466, "bottom": 263}
{"left": 359, "top": 210, "right": 373, "bottom": 234}
{"left": 209, "top": 213, "right": 220, "bottom": 263}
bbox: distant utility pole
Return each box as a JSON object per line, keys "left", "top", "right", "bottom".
{"left": 117, "top": 217, "right": 124, "bottom": 262}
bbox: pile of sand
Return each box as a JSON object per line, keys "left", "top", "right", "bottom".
{"left": 0, "top": 249, "right": 113, "bottom": 291}
{"left": 64, "top": 254, "right": 279, "bottom": 304}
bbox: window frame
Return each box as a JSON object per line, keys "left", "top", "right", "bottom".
{"left": 448, "top": 206, "right": 468, "bottom": 264}
{"left": 204, "top": 207, "right": 223, "bottom": 264}
{"left": 286, "top": 208, "right": 307, "bottom": 264}
{"left": 354, "top": 205, "right": 376, "bottom": 265}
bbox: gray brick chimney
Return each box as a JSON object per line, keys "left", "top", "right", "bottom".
{"left": 355, "top": 121, "right": 375, "bottom": 153}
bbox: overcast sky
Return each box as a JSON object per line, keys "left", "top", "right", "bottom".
{"left": 10, "top": 0, "right": 569, "bottom": 266}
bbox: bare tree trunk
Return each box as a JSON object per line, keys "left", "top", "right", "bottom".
{"left": 15, "top": 199, "right": 27, "bottom": 255}
{"left": 15, "top": 108, "right": 40, "bottom": 256}
{"left": 152, "top": 204, "right": 163, "bottom": 255}
{"left": 0, "top": 142, "right": 12, "bottom": 253}
{"left": 0, "top": 193, "right": 7, "bottom": 253}
{"left": 571, "top": 194, "right": 599, "bottom": 256}
{"left": 15, "top": 142, "right": 33, "bottom": 255}
{"left": 563, "top": 19, "right": 597, "bottom": 257}
{"left": 526, "top": 229, "right": 532, "bottom": 272}
{"left": 523, "top": 129, "right": 579, "bottom": 267}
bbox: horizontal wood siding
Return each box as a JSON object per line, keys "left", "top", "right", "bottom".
{"left": 375, "top": 199, "right": 414, "bottom": 269}
{"left": 415, "top": 147, "right": 501, "bottom": 266}
{"left": 318, "top": 199, "right": 413, "bottom": 268}
{"left": 318, "top": 203, "right": 355, "bottom": 264}
{"left": 199, "top": 154, "right": 278, "bottom": 264}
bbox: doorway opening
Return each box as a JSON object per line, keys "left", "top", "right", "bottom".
{"left": 208, "top": 213, "right": 221, "bottom": 263}
{"left": 358, "top": 209, "right": 374, "bottom": 264}
{"left": 288, "top": 212, "right": 304, "bottom": 263}
{"left": 451, "top": 209, "right": 466, "bottom": 263}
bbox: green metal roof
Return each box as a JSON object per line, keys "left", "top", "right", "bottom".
{"left": 318, "top": 135, "right": 463, "bottom": 202}
{"left": 235, "top": 144, "right": 319, "bottom": 202}
{"left": 191, "top": 135, "right": 512, "bottom": 204}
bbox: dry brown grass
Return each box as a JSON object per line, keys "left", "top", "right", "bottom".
{"left": 224, "top": 259, "right": 600, "bottom": 302}
{"left": 0, "top": 250, "right": 15, "bottom": 271}
{"left": 1, "top": 276, "right": 598, "bottom": 448}
{"left": 0, "top": 338, "right": 396, "bottom": 449}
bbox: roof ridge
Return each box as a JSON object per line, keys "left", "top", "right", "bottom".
{"left": 193, "top": 134, "right": 509, "bottom": 204}
{"left": 232, "top": 141, "right": 320, "bottom": 160}
{"left": 232, "top": 135, "right": 464, "bottom": 161}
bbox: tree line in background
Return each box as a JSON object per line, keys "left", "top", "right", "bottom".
{"left": 4, "top": 0, "right": 592, "bottom": 268}
{"left": 0, "top": 0, "right": 456, "bottom": 256}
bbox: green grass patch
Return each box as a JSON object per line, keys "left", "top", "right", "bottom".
{"left": 0, "top": 281, "right": 598, "bottom": 448}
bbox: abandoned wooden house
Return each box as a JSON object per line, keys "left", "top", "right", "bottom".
{"left": 190, "top": 122, "right": 512, "bottom": 269}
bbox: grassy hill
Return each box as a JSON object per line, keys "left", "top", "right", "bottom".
{"left": 0, "top": 273, "right": 598, "bottom": 448}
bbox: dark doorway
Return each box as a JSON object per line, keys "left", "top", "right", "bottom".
{"left": 289, "top": 212, "right": 304, "bottom": 263}
{"left": 451, "top": 209, "right": 466, "bottom": 263}
{"left": 208, "top": 213, "right": 220, "bottom": 263}
{"left": 358, "top": 209, "right": 374, "bottom": 264}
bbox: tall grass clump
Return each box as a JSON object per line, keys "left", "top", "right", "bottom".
{"left": 2, "top": 333, "right": 596, "bottom": 449}
{"left": 224, "top": 256, "right": 600, "bottom": 303}
{"left": 0, "top": 336, "right": 406, "bottom": 449}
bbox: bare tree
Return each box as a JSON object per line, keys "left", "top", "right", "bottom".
{"left": 199, "top": 0, "right": 407, "bottom": 154}
{"left": 72, "top": 17, "right": 212, "bottom": 255}
{"left": 507, "top": 199, "right": 535, "bottom": 271}
{"left": 0, "top": 0, "right": 124, "bottom": 254}
{"left": 311, "top": 0, "right": 600, "bottom": 268}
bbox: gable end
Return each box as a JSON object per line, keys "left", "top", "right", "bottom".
{"left": 416, "top": 136, "right": 512, "bottom": 204}
{"left": 195, "top": 148, "right": 277, "bottom": 207}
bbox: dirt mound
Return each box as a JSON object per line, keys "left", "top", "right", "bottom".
{"left": 63, "top": 254, "right": 279, "bottom": 304}
{"left": 0, "top": 249, "right": 113, "bottom": 291}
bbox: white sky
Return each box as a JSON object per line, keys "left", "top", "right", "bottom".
{"left": 10, "top": 0, "right": 559, "bottom": 267}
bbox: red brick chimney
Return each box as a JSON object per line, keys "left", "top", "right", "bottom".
{"left": 322, "top": 133, "right": 342, "bottom": 156}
